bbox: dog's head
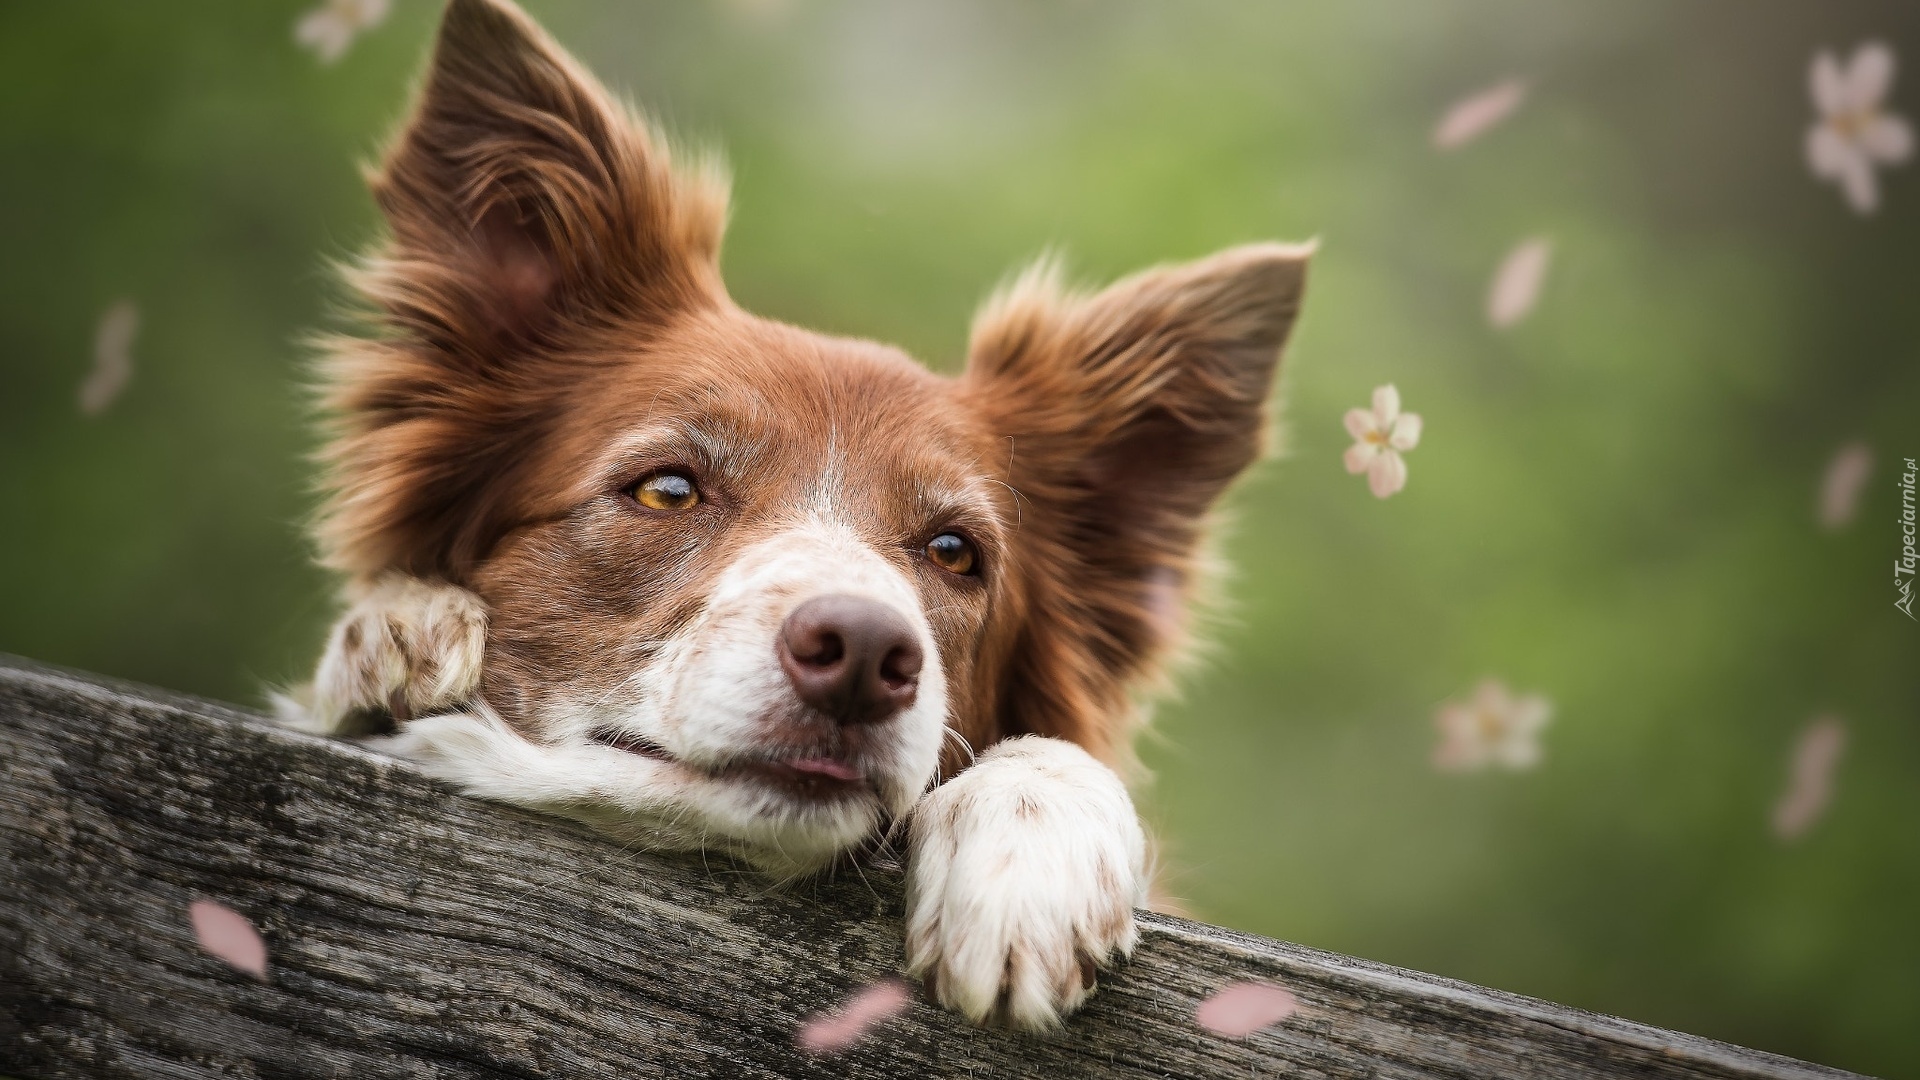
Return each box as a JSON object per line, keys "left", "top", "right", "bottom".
{"left": 317, "top": 0, "right": 1308, "bottom": 876}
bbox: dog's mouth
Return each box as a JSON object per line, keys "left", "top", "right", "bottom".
{"left": 591, "top": 728, "right": 674, "bottom": 762}
{"left": 725, "top": 755, "right": 871, "bottom": 802}
{"left": 589, "top": 728, "right": 871, "bottom": 802}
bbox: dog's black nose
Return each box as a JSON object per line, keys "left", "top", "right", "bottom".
{"left": 778, "top": 595, "right": 922, "bottom": 724}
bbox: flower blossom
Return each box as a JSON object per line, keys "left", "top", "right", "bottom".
{"left": 1433, "top": 679, "right": 1551, "bottom": 772}
{"left": 1343, "top": 384, "right": 1422, "bottom": 499}
{"left": 1806, "top": 42, "right": 1913, "bottom": 214}
{"left": 295, "top": 0, "right": 392, "bottom": 65}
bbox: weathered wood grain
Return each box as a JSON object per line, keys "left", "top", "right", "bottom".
{"left": 0, "top": 654, "right": 1860, "bottom": 1079}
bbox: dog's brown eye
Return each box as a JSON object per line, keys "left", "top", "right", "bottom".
{"left": 632, "top": 471, "right": 699, "bottom": 511}
{"left": 925, "top": 533, "right": 978, "bottom": 576}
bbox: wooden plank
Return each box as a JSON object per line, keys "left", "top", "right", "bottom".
{"left": 0, "top": 654, "right": 1859, "bottom": 1079}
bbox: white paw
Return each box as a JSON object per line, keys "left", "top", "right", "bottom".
{"left": 294, "top": 574, "right": 488, "bottom": 734}
{"left": 905, "top": 736, "right": 1147, "bottom": 1030}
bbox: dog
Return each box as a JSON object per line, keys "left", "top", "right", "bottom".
{"left": 285, "top": 0, "right": 1309, "bottom": 1031}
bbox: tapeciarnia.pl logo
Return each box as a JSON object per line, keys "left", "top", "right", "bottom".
{"left": 1898, "top": 456, "right": 1917, "bottom": 620}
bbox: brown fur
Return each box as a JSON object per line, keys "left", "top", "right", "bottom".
{"left": 314, "top": 0, "right": 1308, "bottom": 773}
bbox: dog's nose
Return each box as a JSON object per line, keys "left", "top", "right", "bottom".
{"left": 778, "top": 595, "right": 922, "bottom": 724}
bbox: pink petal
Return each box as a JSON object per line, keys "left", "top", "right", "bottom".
{"left": 1487, "top": 238, "right": 1551, "bottom": 328}
{"left": 1432, "top": 79, "right": 1528, "bottom": 150}
{"left": 1432, "top": 703, "right": 1485, "bottom": 771}
{"left": 1196, "top": 981, "right": 1298, "bottom": 1038}
{"left": 1343, "top": 406, "right": 1380, "bottom": 442}
{"left": 1510, "top": 694, "right": 1554, "bottom": 736}
{"left": 1473, "top": 678, "right": 1514, "bottom": 715}
{"left": 189, "top": 899, "right": 268, "bottom": 980}
{"left": 1843, "top": 41, "right": 1897, "bottom": 113}
{"left": 1817, "top": 441, "right": 1873, "bottom": 529}
{"left": 798, "top": 979, "right": 912, "bottom": 1053}
{"left": 1344, "top": 441, "right": 1379, "bottom": 476}
{"left": 1433, "top": 702, "right": 1473, "bottom": 739}
{"left": 1772, "top": 716, "right": 1847, "bottom": 841}
{"left": 294, "top": 12, "right": 351, "bottom": 64}
{"left": 1389, "top": 412, "right": 1423, "bottom": 452}
{"left": 1839, "top": 154, "right": 1880, "bottom": 213}
{"left": 1370, "top": 383, "right": 1401, "bottom": 427}
{"left": 1432, "top": 719, "right": 1478, "bottom": 769}
{"left": 1366, "top": 449, "right": 1407, "bottom": 498}
{"left": 1860, "top": 114, "right": 1913, "bottom": 163}
{"left": 80, "top": 300, "right": 139, "bottom": 417}
{"left": 1810, "top": 51, "right": 1849, "bottom": 117}
{"left": 1806, "top": 123, "right": 1854, "bottom": 179}
{"left": 1432, "top": 738, "right": 1478, "bottom": 771}
{"left": 1495, "top": 737, "right": 1544, "bottom": 769}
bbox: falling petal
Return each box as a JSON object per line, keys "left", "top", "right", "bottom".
{"left": 1817, "top": 441, "right": 1873, "bottom": 530}
{"left": 1487, "top": 238, "right": 1552, "bottom": 328}
{"left": 798, "top": 979, "right": 911, "bottom": 1053}
{"left": 295, "top": 0, "right": 391, "bottom": 65}
{"left": 1432, "top": 79, "right": 1529, "bottom": 150}
{"left": 1773, "top": 716, "right": 1846, "bottom": 842}
{"left": 189, "top": 899, "right": 268, "bottom": 980}
{"left": 1196, "top": 981, "right": 1299, "bottom": 1038}
{"left": 80, "top": 300, "right": 139, "bottom": 416}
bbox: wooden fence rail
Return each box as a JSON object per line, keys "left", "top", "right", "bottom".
{"left": 0, "top": 654, "right": 1861, "bottom": 1079}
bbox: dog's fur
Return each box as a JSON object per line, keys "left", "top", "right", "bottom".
{"left": 288, "top": 0, "right": 1308, "bottom": 1030}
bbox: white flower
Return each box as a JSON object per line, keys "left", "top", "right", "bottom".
{"left": 1343, "top": 384, "right": 1422, "bottom": 499}
{"left": 1806, "top": 42, "right": 1913, "bottom": 214}
{"left": 1433, "top": 680, "right": 1552, "bottom": 772}
{"left": 295, "top": 0, "right": 392, "bottom": 66}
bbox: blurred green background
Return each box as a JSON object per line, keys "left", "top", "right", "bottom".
{"left": 2, "top": 0, "right": 1916, "bottom": 1074}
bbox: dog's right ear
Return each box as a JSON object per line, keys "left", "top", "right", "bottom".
{"left": 318, "top": 0, "right": 730, "bottom": 581}
{"left": 368, "top": 0, "right": 728, "bottom": 349}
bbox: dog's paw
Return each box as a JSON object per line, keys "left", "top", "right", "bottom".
{"left": 905, "top": 736, "right": 1147, "bottom": 1031}
{"left": 298, "top": 574, "right": 488, "bottom": 734}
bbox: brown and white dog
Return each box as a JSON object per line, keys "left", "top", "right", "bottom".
{"left": 286, "top": 0, "right": 1309, "bottom": 1031}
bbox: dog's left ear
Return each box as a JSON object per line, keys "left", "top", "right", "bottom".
{"left": 319, "top": 0, "right": 731, "bottom": 581}
{"left": 961, "top": 243, "right": 1311, "bottom": 762}
{"left": 370, "top": 0, "right": 729, "bottom": 348}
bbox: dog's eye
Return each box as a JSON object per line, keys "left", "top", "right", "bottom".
{"left": 631, "top": 471, "right": 700, "bottom": 511}
{"left": 925, "top": 533, "right": 978, "bottom": 576}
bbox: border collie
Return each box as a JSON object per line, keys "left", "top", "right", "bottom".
{"left": 286, "top": 0, "right": 1309, "bottom": 1030}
